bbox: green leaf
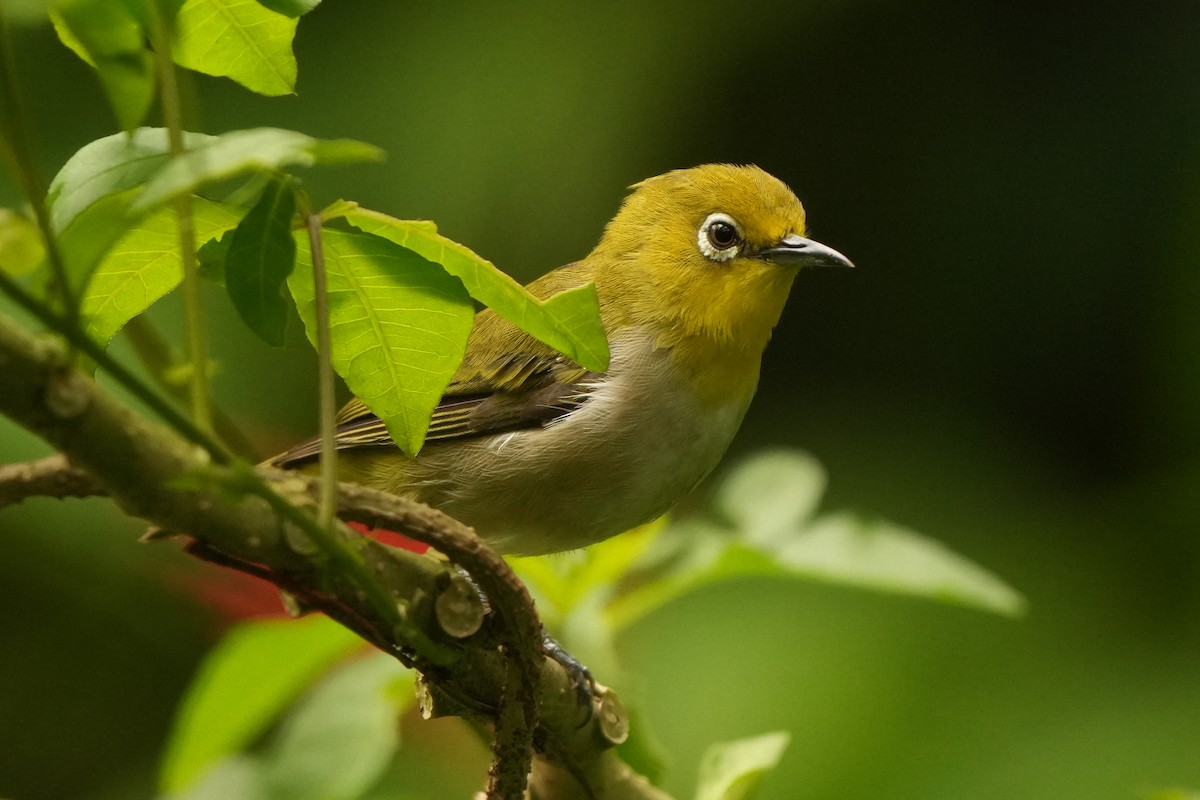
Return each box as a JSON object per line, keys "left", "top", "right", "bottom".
{"left": 604, "top": 523, "right": 786, "bottom": 631}
{"left": 1144, "top": 791, "right": 1200, "bottom": 800}
{"left": 253, "top": 0, "right": 319, "bottom": 17}
{"left": 47, "top": 128, "right": 216, "bottom": 233}
{"left": 605, "top": 449, "right": 1026, "bottom": 628}
{"left": 776, "top": 513, "right": 1027, "bottom": 616}
{"left": 0, "top": 209, "right": 46, "bottom": 276}
{"left": 81, "top": 196, "right": 245, "bottom": 345}
{"left": 57, "top": 186, "right": 144, "bottom": 294}
{"left": 224, "top": 176, "right": 297, "bottom": 346}
{"left": 0, "top": 0, "right": 56, "bottom": 23}
{"left": 715, "top": 450, "right": 826, "bottom": 545}
{"left": 197, "top": 228, "right": 234, "bottom": 286}
{"left": 133, "top": 129, "right": 384, "bottom": 213}
{"left": 51, "top": 0, "right": 155, "bottom": 130}
{"left": 158, "top": 616, "right": 362, "bottom": 793}
{"left": 332, "top": 203, "right": 610, "bottom": 372}
{"left": 615, "top": 705, "right": 671, "bottom": 788}
{"left": 113, "top": 0, "right": 186, "bottom": 27}
{"left": 289, "top": 227, "right": 474, "bottom": 454}
{"left": 49, "top": 9, "right": 91, "bottom": 60}
{"left": 164, "top": 757, "right": 269, "bottom": 800}
{"left": 508, "top": 519, "right": 664, "bottom": 622}
{"left": 172, "top": 0, "right": 298, "bottom": 96}
{"left": 694, "top": 731, "right": 790, "bottom": 800}
{"left": 262, "top": 653, "right": 413, "bottom": 800}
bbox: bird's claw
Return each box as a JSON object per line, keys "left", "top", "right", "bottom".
{"left": 541, "top": 630, "right": 596, "bottom": 725}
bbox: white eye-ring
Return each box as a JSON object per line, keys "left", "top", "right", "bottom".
{"left": 698, "top": 213, "right": 743, "bottom": 262}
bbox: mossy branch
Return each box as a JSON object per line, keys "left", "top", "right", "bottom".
{"left": 0, "top": 310, "right": 673, "bottom": 800}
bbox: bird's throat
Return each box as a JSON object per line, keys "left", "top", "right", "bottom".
{"left": 661, "top": 333, "right": 763, "bottom": 410}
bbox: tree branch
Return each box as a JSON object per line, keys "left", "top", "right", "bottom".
{"left": 0, "top": 454, "right": 101, "bottom": 507}
{"left": 0, "top": 310, "right": 674, "bottom": 800}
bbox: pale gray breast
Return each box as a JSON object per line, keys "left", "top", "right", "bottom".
{"left": 417, "top": 329, "right": 753, "bottom": 555}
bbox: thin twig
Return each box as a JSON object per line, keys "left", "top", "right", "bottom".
{"left": 317, "top": 477, "right": 547, "bottom": 677}
{"left": 0, "top": 310, "right": 671, "bottom": 799}
{"left": 305, "top": 210, "right": 338, "bottom": 531}
{"left": 0, "top": 10, "right": 230, "bottom": 466}
{"left": 122, "top": 316, "right": 260, "bottom": 459}
{"left": 0, "top": 11, "right": 79, "bottom": 346}
{"left": 224, "top": 463, "right": 457, "bottom": 665}
{"left": 0, "top": 454, "right": 101, "bottom": 508}
{"left": 292, "top": 474, "right": 545, "bottom": 799}
{"left": 148, "top": 5, "right": 213, "bottom": 432}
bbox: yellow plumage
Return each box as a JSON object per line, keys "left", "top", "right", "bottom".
{"left": 274, "top": 164, "right": 851, "bottom": 555}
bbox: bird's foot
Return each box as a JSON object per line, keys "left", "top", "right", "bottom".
{"left": 541, "top": 628, "right": 596, "bottom": 724}
{"left": 451, "top": 567, "right": 595, "bottom": 721}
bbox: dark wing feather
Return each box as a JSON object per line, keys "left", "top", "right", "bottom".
{"left": 270, "top": 352, "right": 595, "bottom": 468}
{"left": 271, "top": 258, "right": 605, "bottom": 469}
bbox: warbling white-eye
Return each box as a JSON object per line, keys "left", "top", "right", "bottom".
{"left": 274, "top": 164, "right": 852, "bottom": 555}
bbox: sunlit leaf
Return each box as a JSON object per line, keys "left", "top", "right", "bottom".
{"left": 172, "top": 0, "right": 298, "bottom": 96}
{"left": 694, "top": 731, "right": 790, "bottom": 800}
{"left": 331, "top": 203, "right": 609, "bottom": 372}
{"left": 509, "top": 519, "right": 664, "bottom": 622}
{"left": 133, "top": 129, "right": 383, "bottom": 212}
{"left": 776, "top": 513, "right": 1027, "bottom": 615}
{"left": 81, "top": 196, "right": 245, "bottom": 345}
{"left": 615, "top": 705, "right": 671, "bottom": 788}
{"left": 262, "top": 653, "right": 413, "bottom": 800}
{"left": 560, "top": 593, "right": 623, "bottom": 680}
{"left": 715, "top": 449, "right": 825, "bottom": 545}
{"left": 0, "top": 209, "right": 46, "bottom": 276}
{"left": 224, "top": 176, "right": 297, "bottom": 346}
{"left": 604, "top": 523, "right": 785, "bottom": 630}
{"left": 158, "top": 616, "right": 362, "bottom": 793}
{"left": 605, "top": 450, "right": 1026, "bottom": 628}
{"left": 57, "top": 187, "right": 143, "bottom": 294}
{"left": 51, "top": 0, "right": 155, "bottom": 130}
{"left": 289, "top": 227, "right": 474, "bottom": 454}
{"left": 49, "top": 9, "right": 90, "bottom": 59}
{"left": 164, "top": 757, "right": 269, "bottom": 800}
{"left": 46, "top": 128, "right": 215, "bottom": 233}
{"left": 253, "top": 0, "right": 319, "bottom": 17}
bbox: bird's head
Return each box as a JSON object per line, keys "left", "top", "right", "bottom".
{"left": 589, "top": 164, "right": 852, "bottom": 356}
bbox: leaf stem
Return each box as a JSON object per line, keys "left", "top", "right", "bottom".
{"left": 148, "top": 5, "right": 213, "bottom": 432}
{"left": 227, "top": 465, "right": 450, "bottom": 661}
{"left": 122, "top": 315, "right": 261, "bottom": 459}
{"left": 0, "top": 11, "right": 79, "bottom": 347}
{"left": 304, "top": 209, "right": 338, "bottom": 531}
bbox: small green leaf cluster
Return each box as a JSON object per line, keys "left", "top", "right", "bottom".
{"left": 30, "top": 123, "right": 608, "bottom": 454}
{"left": 0, "top": 7, "right": 1026, "bottom": 799}
{"left": 159, "top": 619, "right": 783, "bottom": 800}
{"left": 3, "top": 1, "right": 608, "bottom": 454}
{"left": 50, "top": 0, "right": 305, "bottom": 132}
{"left": 511, "top": 450, "right": 1024, "bottom": 677}
{"left": 158, "top": 450, "right": 1024, "bottom": 799}
{"left": 507, "top": 450, "right": 1024, "bottom": 788}
{"left": 159, "top": 616, "right": 411, "bottom": 800}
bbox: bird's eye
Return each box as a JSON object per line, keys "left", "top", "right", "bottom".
{"left": 709, "top": 221, "right": 738, "bottom": 248}
{"left": 698, "top": 213, "right": 743, "bottom": 262}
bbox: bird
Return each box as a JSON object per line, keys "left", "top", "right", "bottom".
{"left": 272, "top": 164, "right": 852, "bottom": 556}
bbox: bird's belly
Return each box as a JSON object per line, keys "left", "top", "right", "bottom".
{"left": 415, "top": 333, "right": 752, "bottom": 555}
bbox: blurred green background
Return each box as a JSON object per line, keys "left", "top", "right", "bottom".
{"left": 2, "top": 1, "right": 1199, "bottom": 798}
